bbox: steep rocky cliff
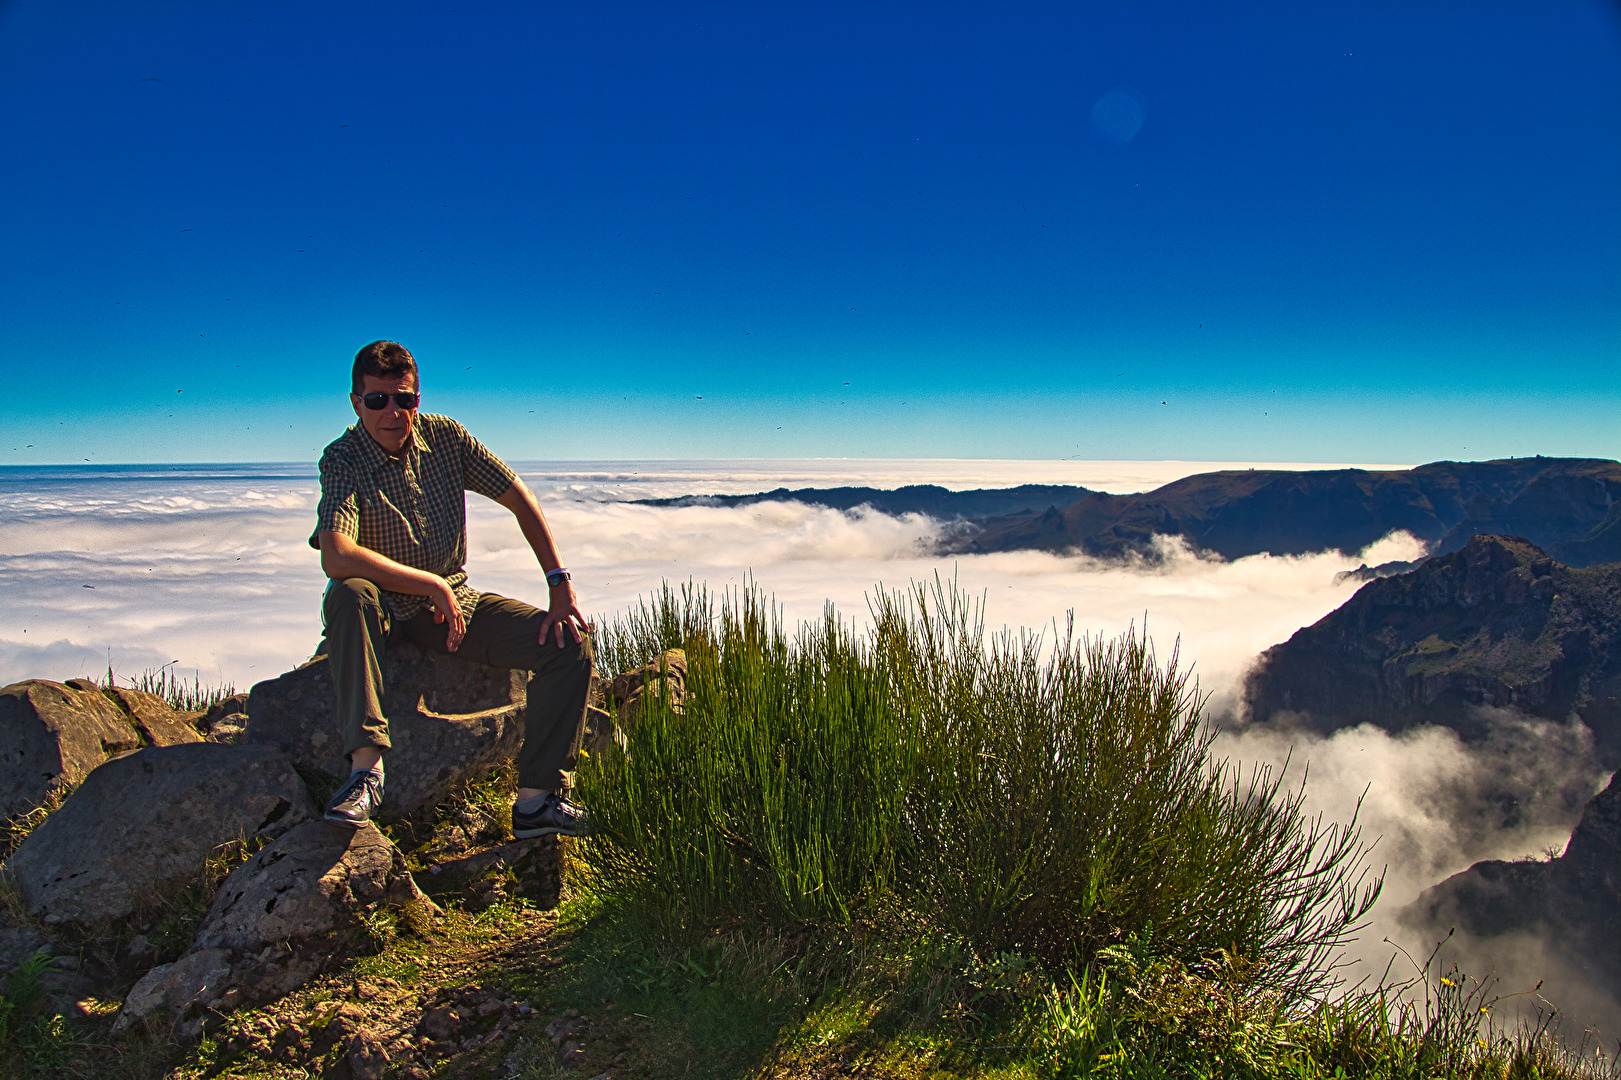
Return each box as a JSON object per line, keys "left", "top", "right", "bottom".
{"left": 1243, "top": 535, "right": 1621, "bottom": 762}
{"left": 1403, "top": 769, "right": 1621, "bottom": 1020}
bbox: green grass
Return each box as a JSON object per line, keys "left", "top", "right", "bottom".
{"left": 96, "top": 664, "right": 237, "bottom": 713}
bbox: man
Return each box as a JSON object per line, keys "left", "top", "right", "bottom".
{"left": 310, "top": 340, "right": 592, "bottom": 837}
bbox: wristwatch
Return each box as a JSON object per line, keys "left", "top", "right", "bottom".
{"left": 546, "top": 567, "right": 571, "bottom": 588}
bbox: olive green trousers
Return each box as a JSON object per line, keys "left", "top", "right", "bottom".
{"left": 322, "top": 577, "right": 593, "bottom": 792}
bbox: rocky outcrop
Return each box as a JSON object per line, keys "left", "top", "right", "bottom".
{"left": 580, "top": 649, "right": 686, "bottom": 759}
{"left": 949, "top": 457, "right": 1621, "bottom": 565}
{"left": 1403, "top": 769, "right": 1621, "bottom": 1017}
{"left": 97, "top": 685, "right": 204, "bottom": 746}
{"left": 1244, "top": 535, "right": 1621, "bottom": 762}
{"left": 199, "top": 692, "right": 250, "bottom": 743}
{"left": 0, "top": 680, "right": 141, "bottom": 822}
{"left": 244, "top": 642, "right": 527, "bottom": 820}
{"left": 7, "top": 743, "right": 314, "bottom": 925}
{"left": 421, "top": 836, "right": 563, "bottom": 911}
{"left": 609, "top": 649, "right": 687, "bottom": 720}
{"left": 114, "top": 821, "right": 434, "bottom": 1037}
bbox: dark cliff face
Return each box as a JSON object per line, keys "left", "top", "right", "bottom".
{"left": 951, "top": 458, "right": 1621, "bottom": 566}
{"left": 1243, "top": 535, "right": 1621, "bottom": 762}
{"left": 1403, "top": 770, "right": 1621, "bottom": 1011}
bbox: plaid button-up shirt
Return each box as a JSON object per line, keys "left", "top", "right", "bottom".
{"left": 310, "top": 413, "right": 518, "bottom": 620}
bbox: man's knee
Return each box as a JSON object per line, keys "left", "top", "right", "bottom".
{"left": 324, "top": 577, "right": 384, "bottom": 619}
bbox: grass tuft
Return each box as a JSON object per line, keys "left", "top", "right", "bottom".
{"left": 95, "top": 663, "right": 236, "bottom": 713}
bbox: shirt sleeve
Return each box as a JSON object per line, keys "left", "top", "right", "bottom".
{"left": 458, "top": 423, "right": 518, "bottom": 500}
{"left": 310, "top": 450, "right": 362, "bottom": 548}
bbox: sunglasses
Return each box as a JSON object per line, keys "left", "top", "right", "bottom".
{"left": 359, "top": 391, "right": 420, "bottom": 411}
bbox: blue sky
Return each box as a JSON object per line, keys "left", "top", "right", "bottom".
{"left": 1, "top": 1, "right": 1617, "bottom": 465}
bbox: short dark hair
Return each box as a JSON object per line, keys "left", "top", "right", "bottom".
{"left": 352, "top": 341, "right": 418, "bottom": 394}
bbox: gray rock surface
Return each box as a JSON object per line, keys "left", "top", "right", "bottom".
{"left": 608, "top": 648, "right": 686, "bottom": 729}
{"left": 0, "top": 925, "right": 49, "bottom": 976}
{"left": 0, "top": 680, "right": 140, "bottom": 822}
{"left": 200, "top": 692, "right": 251, "bottom": 742}
{"left": 102, "top": 685, "right": 204, "bottom": 746}
{"left": 422, "top": 835, "right": 563, "bottom": 910}
{"left": 114, "top": 821, "right": 433, "bottom": 1036}
{"left": 244, "top": 642, "right": 527, "bottom": 820}
{"left": 7, "top": 743, "right": 314, "bottom": 925}
{"left": 579, "top": 649, "right": 686, "bottom": 760}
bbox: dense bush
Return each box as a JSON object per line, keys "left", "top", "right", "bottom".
{"left": 577, "top": 580, "right": 1380, "bottom": 1001}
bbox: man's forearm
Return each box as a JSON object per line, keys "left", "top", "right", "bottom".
{"left": 318, "top": 532, "right": 446, "bottom": 597}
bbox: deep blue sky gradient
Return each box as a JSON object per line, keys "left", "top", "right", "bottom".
{"left": 2, "top": 1, "right": 1617, "bottom": 464}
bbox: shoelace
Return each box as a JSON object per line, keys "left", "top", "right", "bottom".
{"left": 335, "top": 770, "right": 382, "bottom": 808}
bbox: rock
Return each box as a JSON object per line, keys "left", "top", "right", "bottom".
{"left": 196, "top": 821, "right": 432, "bottom": 953}
{"left": 114, "top": 821, "right": 434, "bottom": 1035}
{"left": 581, "top": 706, "right": 616, "bottom": 758}
{"left": 111, "top": 948, "right": 233, "bottom": 1035}
{"left": 102, "top": 685, "right": 204, "bottom": 746}
{"left": 0, "top": 680, "right": 140, "bottom": 822}
{"left": 244, "top": 642, "right": 528, "bottom": 820}
{"left": 341, "top": 1030, "right": 392, "bottom": 1080}
{"left": 200, "top": 693, "right": 250, "bottom": 733}
{"left": 204, "top": 713, "right": 248, "bottom": 744}
{"left": 0, "top": 926, "right": 49, "bottom": 976}
{"left": 593, "top": 647, "right": 686, "bottom": 758}
{"left": 422, "top": 836, "right": 562, "bottom": 909}
{"left": 7, "top": 743, "right": 314, "bottom": 925}
{"left": 608, "top": 649, "right": 686, "bottom": 727}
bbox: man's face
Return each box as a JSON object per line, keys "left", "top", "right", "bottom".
{"left": 351, "top": 372, "right": 419, "bottom": 455}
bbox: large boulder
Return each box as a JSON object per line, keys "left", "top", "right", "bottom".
{"left": 244, "top": 642, "right": 528, "bottom": 820}
{"left": 0, "top": 680, "right": 141, "bottom": 822}
{"left": 7, "top": 743, "right": 314, "bottom": 925}
{"left": 114, "top": 821, "right": 433, "bottom": 1037}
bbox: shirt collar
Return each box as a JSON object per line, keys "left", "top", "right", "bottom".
{"left": 349, "top": 419, "right": 431, "bottom": 472}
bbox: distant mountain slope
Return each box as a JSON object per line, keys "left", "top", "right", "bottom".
{"left": 641, "top": 459, "right": 1621, "bottom": 567}
{"left": 952, "top": 458, "right": 1621, "bottom": 564}
{"left": 1244, "top": 535, "right": 1621, "bottom": 763}
{"left": 636, "top": 483, "right": 1096, "bottom": 521}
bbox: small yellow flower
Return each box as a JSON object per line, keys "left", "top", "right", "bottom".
{"left": 1440, "top": 977, "right": 1454, "bottom": 987}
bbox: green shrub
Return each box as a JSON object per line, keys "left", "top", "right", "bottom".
{"left": 580, "top": 584, "right": 909, "bottom": 928}
{"left": 577, "top": 579, "right": 1378, "bottom": 1005}
{"left": 874, "top": 583, "right": 1380, "bottom": 997}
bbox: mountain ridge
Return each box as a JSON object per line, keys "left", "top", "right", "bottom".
{"left": 637, "top": 458, "right": 1621, "bottom": 567}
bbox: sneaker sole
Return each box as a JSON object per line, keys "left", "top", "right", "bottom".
{"left": 324, "top": 812, "right": 370, "bottom": 829}
{"left": 512, "top": 824, "right": 588, "bottom": 839}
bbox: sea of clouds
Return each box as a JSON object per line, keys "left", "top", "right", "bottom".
{"left": 0, "top": 457, "right": 1609, "bottom": 1017}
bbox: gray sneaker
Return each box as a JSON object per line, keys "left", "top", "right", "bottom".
{"left": 324, "top": 768, "right": 384, "bottom": 828}
{"left": 512, "top": 793, "right": 590, "bottom": 838}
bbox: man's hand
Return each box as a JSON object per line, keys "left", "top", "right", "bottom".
{"left": 429, "top": 579, "right": 468, "bottom": 651}
{"left": 539, "top": 580, "right": 589, "bottom": 649}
